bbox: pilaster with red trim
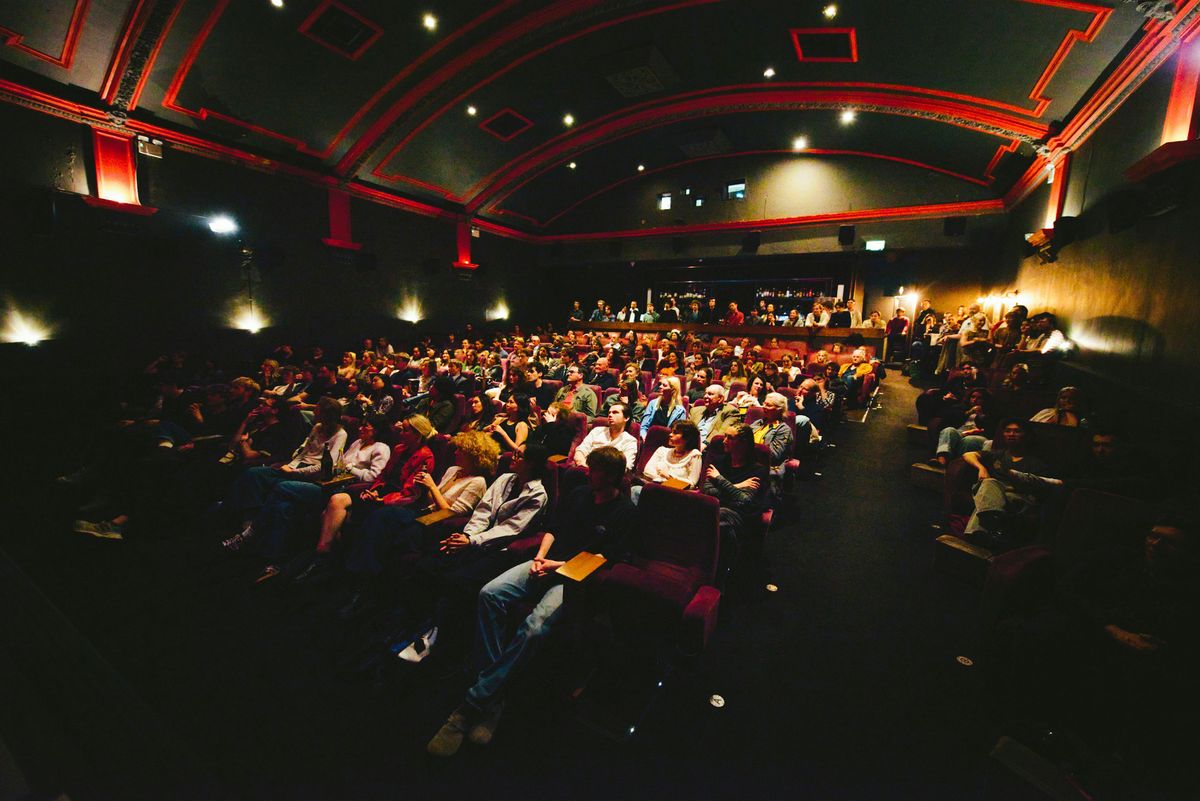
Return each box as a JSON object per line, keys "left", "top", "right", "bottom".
{"left": 83, "top": 127, "right": 156, "bottom": 213}
{"left": 453, "top": 218, "right": 479, "bottom": 270}
{"left": 321, "top": 188, "right": 362, "bottom": 250}
{"left": 1044, "top": 151, "right": 1071, "bottom": 230}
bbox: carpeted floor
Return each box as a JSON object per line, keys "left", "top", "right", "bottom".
{"left": 4, "top": 375, "right": 1050, "bottom": 801}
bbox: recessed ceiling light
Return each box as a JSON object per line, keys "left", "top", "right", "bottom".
{"left": 822, "top": 4, "right": 838, "bottom": 19}
{"left": 792, "top": 136, "right": 808, "bottom": 151}
{"left": 763, "top": 67, "right": 776, "bottom": 79}
{"left": 865, "top": 239, "right": 886, "bottom": 251}
{"left": 270, "top": 0, "right": 284, "bottom": 8}
{"left": 840, "top": 109, "right": 856, "bottom": 125}
{"left": 562, "top": 113, "right": 575, "bottom": 127}
{"left": 568, "top": 162, "right": 577, "bottom": 169}
{"left": 637, "top": 164, "right": 645, "bottom": 172}
{"left": 422, "top": 12, "right": 438, "bottom": 31}
{"left": 466, "top": 105, "right": 477, "bottom": 116}
{"left": 208, "top": 215, "right": 238, "bottom": 235}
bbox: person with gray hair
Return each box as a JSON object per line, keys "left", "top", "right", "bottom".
{"left": 688, "top": 383, "right": 740, "bottom": 449}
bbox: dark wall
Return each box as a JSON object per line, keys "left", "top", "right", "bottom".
{"left": 991, "top": 51, "right": 1200, "bottom": 425}
{"left": 0, "top": 101, "right": 543, "bottom": 364}
{"left": 547, "top": 152, "right": 997, "bottom": 234}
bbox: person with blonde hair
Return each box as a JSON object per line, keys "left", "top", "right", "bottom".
{"left": 639, "top": 374, "right": 686, "bottom": 439}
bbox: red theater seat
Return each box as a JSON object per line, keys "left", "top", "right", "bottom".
{"left": 595, "top": 483, "right": 722, "bottom": 654}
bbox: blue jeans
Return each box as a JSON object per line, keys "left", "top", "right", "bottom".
{"left": 936, "top": 428, "right": 988, "bottom": 459}
{"left": 255, "top": 480, "right": 324, "bottom": 563}
{"left": 227, "top": 465, "right": 289, "bottom": 516}
{"left": 466, "top": 560, "right": 565, "bottom": 706}
{"left": 344, "top": 506, "right": 420, "bottom": 575}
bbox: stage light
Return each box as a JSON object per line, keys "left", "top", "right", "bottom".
{"left": 865, "top": 239, "right": 886, "bottom": 251}
{"left": 486, "top": 301, "right": 510, "bottom": 321}
{"left": 397, "top": 296, "right": 423, "bottom": 323}
{"left": 823, "top": 4, "right": 838, "bottom": 19}
{"left": 208, "top": 215, "right": 238, "bottom": 235}
{"left": 562, "top": 113, "right": 575, "bottom": 127}
{"left": 568, "top": 162, "right": 577, "bottom": 169}
{"left": 270, "top": 0, "right": 284, "bottom": 8}
{"left": 840, "top": 109, "right": 856, "bottom": 125}
{"left": 792, "top": 136, "right": 808, "bottom": 151}
{"left": 466, "top": 105, "right": 477, "bottom": 116}
{"left": 422, "top": 12, "right": 437, "bottom": 31}
{"left": 763, "top": 67, "right": 776, "bottom": 78}
{"left": 232, "top": 306, "right": 266, "bottom": 334}
{"left": 3, "top": 309, "right": 50, "bottom": 345}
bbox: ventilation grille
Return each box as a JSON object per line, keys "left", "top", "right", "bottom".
{"left": 479, "top": 109, "right": 534, "bottom": 142}
{"left": 674, "top": 128, "right": 731, "bottom": 159}
{"left": 790, "top": 28, "right": 858, "bottom": 63}
{"left": 301, "top": 1, "right": 382, "bottom": 61}
{"left": 601, "top": 46, "right": 678, "bottom": 98}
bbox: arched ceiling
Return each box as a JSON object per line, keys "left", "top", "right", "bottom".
{"left": 0, "top": 0, "right": 1190, "bottom": 239}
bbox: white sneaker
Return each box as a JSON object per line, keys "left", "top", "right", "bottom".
{"left": 396, "top": 626, "right": 438, "bottom": 663}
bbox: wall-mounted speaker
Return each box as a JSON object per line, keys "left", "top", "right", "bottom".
{"left": 943, "top": 217, "right": 967, "bottom": 237}
{"left": 838, "top": 225, "right": 855, "bottom": 246}
{"left": 741, "top": 230, "right": 760, "bottom": 254}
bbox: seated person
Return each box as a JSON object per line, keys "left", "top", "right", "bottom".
{"left": 838, "top": 348, "right": 873, "bottom": 405}
{"left": 686, "top": 369, "right": 712, "bottom": 404}
{"left": 414, "top": 376, "right": 456, "bottom": 433}
{"left": 220, "top": 397, "right": 348, "bottom": 549}
{"left": 750, "top": 392, "right": 800, "bottom": 477}
{"left": 485, "top": 394, "right": 531, "bottom": 454}
{"left": 793, "top": 376, "right": 835, "bottom": 434}
{"left": 730, "top": 374, "right": 769, "bottom": 411}
{"left": 639, "top": 375, "right": 687, "bottom": 439}
{"left": 930, "top": 389, "right": 995, "bottom": 465}
{"left": 586, "top": 358, "right": 617, "bottom": 391}
{"left": 526, "top": 401, "right": 576, "bottom": 458}
{"left": 1030, "top": 386, "right": 1088, "bottom": 427}
{"left": 329, "top": 431, "right": 501, "bottom": 607}
{"left": 427, "top": 446, "right": 636, "bottom": 756}
{"left": 574, "top": 402, "right": 639, "bottom": 471}
{"left": 989, "top": 514, "right": 1197, "bottom": 777}
{"left": 228, "top": 418, "right": 392, "bottom": 582}
{"left": 602, "top": 377, "right": 646, "bottom": 423}
{"left": 524, "top": 361, "right": 557, "bottom": 411}
{"left": 554, "top": 365, "right": 599, "bottom": 420}
{"left": 960, "top": 419, "right": 1054, "bottom": 549}
{"left": 702, "top": 422, "right": 771, "bottom": 575}
{"left": 458, "top": 394, "right": 488, "bottom": 433}
{"left": 634, "top": 419, "right": 703, "bottom": 501}
{"left": 689, "top": 384, "right": 740, "bottom": 448}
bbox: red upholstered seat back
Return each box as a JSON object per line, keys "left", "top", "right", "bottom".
{"left": 446, "top": 394, "right": 467, "bottom": 434}
{"left": 428, "top": 434, "right": 455, "bottom": 478}
{"left": 635, "top": 483, "right": 720, "bottom": 584}
{"left": 635, "top": 425, "right": 672, "bottom": 476}
{"left": 542, "top": 379, "right": 563, "bottom": 395}
{"left": 564, "top": 412, "right": 589, "bottom": 460}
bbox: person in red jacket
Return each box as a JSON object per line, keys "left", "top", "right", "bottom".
{"left": 724, "top": 301, "right": 745, "bottom": 326}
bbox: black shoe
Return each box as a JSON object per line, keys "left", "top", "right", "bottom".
{"left": 338, "top": 591, "right": 375, "bottom": 620}
{"left": 293, "top": 553, "right": 331, "bottom": 585}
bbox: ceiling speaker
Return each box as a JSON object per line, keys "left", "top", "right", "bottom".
{"left": 838, "top": 225, "right": 855, "bottom": 246}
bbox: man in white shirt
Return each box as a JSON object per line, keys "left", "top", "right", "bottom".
{"left": 846, "top": 299, "right": 863, "bottom": 327}
{"left": 573, "top": 404, "right": 638, "bottom": 471}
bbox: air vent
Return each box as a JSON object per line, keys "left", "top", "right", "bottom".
{"left": 790, "top": 28, "right": 858, "bottom": 63}
{"left": 300, "top": 1, "right": 383, "bottom": 61}
{"left": 674, "top": 128, "right": 731, "bottom": 159}
{"left": 479, "top": 108, "right": 534, "bottom": 142}
{"left": 601, "top": 46, "right": 678, "bottom": 98}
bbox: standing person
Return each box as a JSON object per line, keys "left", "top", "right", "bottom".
{"left": 568, "top": 301, "right": 584, "bottom": 322}
{"left": 805, "top": 303, "right": 830, "bottom": 327}
{"left": 724, "top": 302, "right": 745, "bottom": 326}
{"left": 914, "top": 299, "right": 937, "bottom": 338}
{"left": 658, "top": 299, "right": 680, "bottom": 324}
{"left": 827, "top": 302, "right": 852, "bottom": 328}
{"left": 885, "top": 307, "right": 910, "bottom": 361}
{"left": 701, "top": 297, "right": 721, "bottom": 325}
{"left": 846, "top": 299, "right": 863, "bottom": 328}
{"left": 426, "top": 446, "right": 636, "bottom": 756}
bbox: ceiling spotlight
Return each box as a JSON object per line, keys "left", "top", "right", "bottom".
{"left": 466, "top": 105, "right": 477, "bottom": 116}
{"left": 840, "top": 109, "right": 856, "bottom": 125}
{"left": 270, "top": 0, "right": 284, "bottom": 8}
{"left": 568, "top": 162, "right": 577, "bottom": 169}
{"left": 763, "top": 66, "right": 776, "bottom": 79}
{"left": 823, "top": 4, "right": 838, "bottom": 19}
{"left": 637, "top": 164, "right": 645, "bottom": 172}
{"left": 208, "top": 215, "right": 238, "bottom": 235}
{"left": 792, "top": 136, "right": 808, "bottom": 151}
{"left": 422, "top": 12, "right": 437, "bottom": 31}
{"left": 562, "top": 113, "right": 575, "bottom": 127}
